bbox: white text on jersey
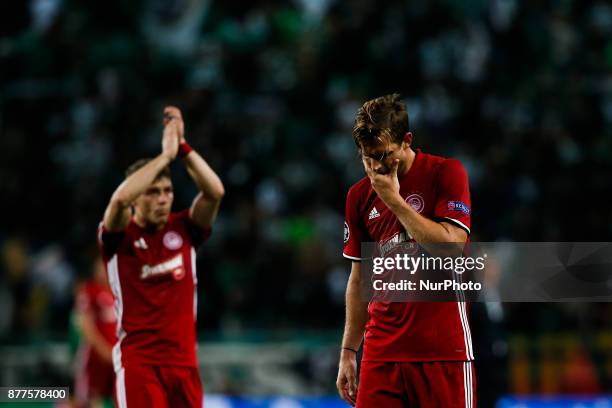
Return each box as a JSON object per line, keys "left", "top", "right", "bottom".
{"left": 141, "top": 254, "right": 183, "bottom": 279}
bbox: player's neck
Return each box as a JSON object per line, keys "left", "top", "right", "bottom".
{"left": 133, "top": 214, "right": 165, "bottom": 231}
{"left": 400, "top": 148, "right": 416, "bottom": 176}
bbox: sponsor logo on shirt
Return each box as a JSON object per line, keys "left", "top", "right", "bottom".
{"left": 344, "top": 221, "right": 350, "bottom": 243}
{"left": 140, "top": 254, "right": 185, "bottom": 280}
{"left": 368, "top": 207, "right": 380, "bottom": 220}
{"left": 405, "top": 193, "right": 425, "bottom": 213}
{"left": 447, "top": 201, "right": 470, "bottom": 215}
{"left": 163, "top": 231, "right": 183, "bottom": 250}
{"left": 378, "top": 231, "right": 418, "bottom": 257}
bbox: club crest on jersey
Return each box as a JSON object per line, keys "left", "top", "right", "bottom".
{"left": 344, "top": 221, "right": 350, "bottom": 243}
{"left": 405, "top": 193, "right": 425, "bottom": 213}
{"left": 163, "top": 231, "right": 183, "bottom": 250}
{"left": 141, "top": 254, "right": 185, "bottom": 280}
{"left": 368, "top": 207, "right": 380, "bottom": 220}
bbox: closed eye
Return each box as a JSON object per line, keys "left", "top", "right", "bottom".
{"left": 363, "top": 151, "right": 393, "bottom": 161}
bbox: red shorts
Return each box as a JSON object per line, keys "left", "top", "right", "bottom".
{"left": 74, "top": 350, "right": 115, "bottom": 405}
{"left": 114, "top": 364, "right": 203, "bottom": 408}
{"left": 356, "top": 361, "right": 476, "bottom": 408}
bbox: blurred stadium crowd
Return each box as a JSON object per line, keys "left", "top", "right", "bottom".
{"left": 1, "top": 0, "right": 612, "bottom": 398}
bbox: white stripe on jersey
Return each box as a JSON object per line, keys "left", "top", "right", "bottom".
{"left": 453, "top": 266, "right": 474, "bottom": 360}
{"left": 453, "top": 262, "right": 473, "bottom": 360}
{"left": 342, "top": 253, "right": 366, "bottom": 261}
{"left": 116, "top": 367, "right": 127, "bottom": 408}
{"left": 463, "top": 362, "right": 468, "bottom": 408}
{"left": 456, "top": 301, "right": 474, "bottom": 360}
{"left": 462, "top": 302, "right": 474, "bottom": 359}
{"left": 463, "top": 361, "right": 473, "bottom": 408}
{"left": 107, "top": 255, "right": 126, "bottom": 372}
{"left": 440, "top": 217, "right": 471, "bottom": 235}
{"left": 191, "top": 247, "right": 197, "bottom": 321}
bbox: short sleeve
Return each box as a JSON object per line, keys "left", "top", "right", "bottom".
{"left": 97, "top": 222, "right": 125, "bottom": 259}
{"left": 343, "top": 187, "right": 368, "bottom": 261}
{"left": 176, "top": 210, "right": 212, "bottom": 248}
{"left": 433, "top": 159, "right": 471, "bottom": 235}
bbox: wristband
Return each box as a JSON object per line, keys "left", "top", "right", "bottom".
{"left": 342, "top": 347, "right": 358, "bottom": 354}
{"left": 178, "top": 142, "right": 193, "bottom": 158}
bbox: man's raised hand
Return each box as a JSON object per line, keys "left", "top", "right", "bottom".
{"left": 162, "top": 116, "right": 180, "bottom": 161}
{"left": 163, "top": 106, "right": 185, "bottom": 143}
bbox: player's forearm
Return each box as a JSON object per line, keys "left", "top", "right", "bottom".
{"left": 78, "top": 315, "right": 113, "bottom": 361}
{"left": 112, "top": 154, "right": 172, "bottom": 206}
{"left": 387, "top": 198, "right": 464, "bottom": 255}
{"left": 182, "top": 151, "right": 225, "bottom": 201}
{"left": 90, "top": 334, "right": 113, "bottom": 361}
{"left": 341, "top": 272, "right": 368, "bottom": 353}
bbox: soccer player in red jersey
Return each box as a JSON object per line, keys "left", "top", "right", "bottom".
{"left": 74, "top": 256, "right": 117, "bottom": 408}
{"left": 336, "top": 94, "right": 476, "bottom": 407}
{"left": 98, "top": 106, "right": 224, "bottom": 408}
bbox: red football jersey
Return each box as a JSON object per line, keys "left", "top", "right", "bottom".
{"left": 97, "top": 210, "right": 210, "bottom": 370}
{"left": 74, "top": 281, "right": 116, "bottom": 400}
{"left": 343, "top": 149, "right": 474, "bottom": 362}
{"left": 76, "top": 281, "right": 117, "bottom": 346}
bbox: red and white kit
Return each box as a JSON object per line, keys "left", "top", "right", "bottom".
{"left": 344, "top": 149, "right": 476, "bottom": 407}
{"left": 98, "top": 209, "right": 209, "bottom": 408}
{"left": 74, "top": 281, "right": 117, "bottom": 405}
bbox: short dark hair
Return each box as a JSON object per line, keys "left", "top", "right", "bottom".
{"left": 352, "top": 93, "right": 409, "bottom": 148}
{"left": 125, "top": 158, "right": 171, "bottom": 180}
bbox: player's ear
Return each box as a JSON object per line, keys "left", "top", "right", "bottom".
{"left": 129, "top": 197, "right": 139, "bottom": 213}
{"left": 403, "top": 132, "right": 413, "bottom": 147}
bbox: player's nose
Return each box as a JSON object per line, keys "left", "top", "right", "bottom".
{"left": 373, "top": 164, "right": 389, "bottom": 174}
{"left": 371, "top": 161, "right": 384, "bottom": 172}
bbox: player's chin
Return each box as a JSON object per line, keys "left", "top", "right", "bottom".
{"left": 154, "top": 212, "right": 170, "bottom": 224}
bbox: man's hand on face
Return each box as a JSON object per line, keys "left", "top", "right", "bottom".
{"left": 363, "top": 157, "right": 402, "bottom": 208}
